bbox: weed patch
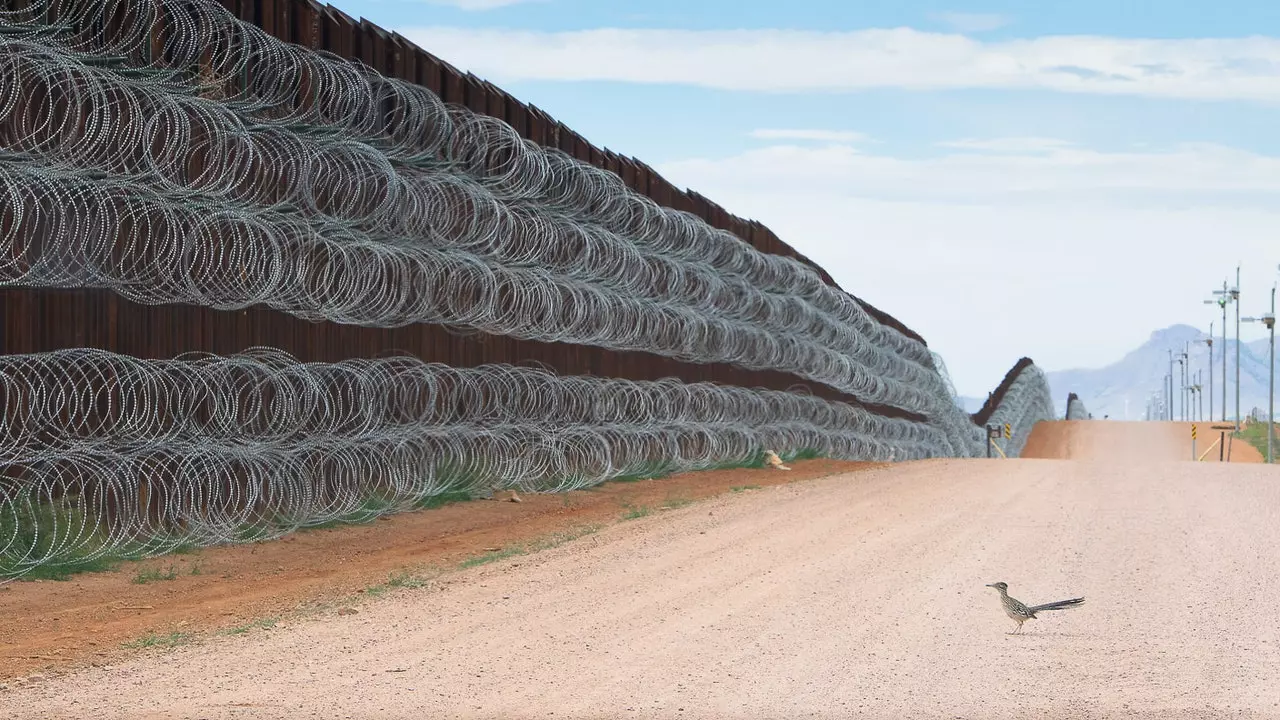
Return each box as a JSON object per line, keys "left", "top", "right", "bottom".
{"left": 365, "top": 569, "right": 435, "bottom": 596}
{"left": 621, "top": 504, "right": 652, "bottom": 520}
{"left": 131, "top": 565, "right": 179, "bottom": 584}
{"left": 1235, "top": 423, "right": 1277, "bottom": 460}
{"left": 123, "top": 631, "right": 191, "bottom": 649}
{"left": 458, "top": 524, "right": 601, "bottom": 569}
{"left": 0, "top": 499, "right": 131, "bottom": 581}
{"left": 458, "top": 546, "right": 525, "bottom": 569}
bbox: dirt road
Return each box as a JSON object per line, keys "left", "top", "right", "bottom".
{"left": 6, "top": 421, "right": 1280, "bottom": 719}
{"left": 1022, "top": 419, "right": 1263, "bottom": 462}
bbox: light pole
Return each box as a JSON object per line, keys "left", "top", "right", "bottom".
{"left": 1177, "top": 340, "right": 1187, "bottom": 420}
{"left": 1176, "top": 351, "right": 1187, "bottom": 421}
{"left": 1205, "top": 322, "right": 1213, "bottom": 426}
{"left": 1195, "top": 371, "right": 1203, "bottom": 421}
{"left": 1236, "top": 265, "right": 1242, "bottom": 430}
{"left": 1167, "top": 350, "right": 1175, "bottom": 421}
{"left": 1211, "top": 279, "right": 1236, "bottom": 423}
{"left": 1271, "top": 284, "right": 1276, "bottom": 463}
{"left": 1242, "top": 285, "right": 1276, "bottom": 463}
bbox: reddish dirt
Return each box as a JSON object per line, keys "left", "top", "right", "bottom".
{"left": 0, "top": 458, "right": 878, "bottom": 681}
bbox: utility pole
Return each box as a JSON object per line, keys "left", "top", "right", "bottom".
{"left": 1198, "top": 370, "right": 1204, "bottom": 421}
{"left": 1167, "top": 350, "right": 1175, "bottom": 421}
{"left": 1177, "top": 351, "right": 1187, "bottom": 422}
{"left": 1210, "top": 280, "right": 1232, "bottom": 422}
{"left": 1184, "top": 342, "right": 1191, "bottom": 421}
{"left": 1243, "top": 287, "right": 1277, "bottom": 462}
{"left": 1206, "top": 322, "right": 1213, "bottom": 427}
{"left": 1236, "top": 265, "right": 1242, "bottom": 430}
{"left": 1224, "top": 286, "right": 1230, "bottom": 423}
{"left": 1268, "top": 286, "right": 1275, "bottom": 463}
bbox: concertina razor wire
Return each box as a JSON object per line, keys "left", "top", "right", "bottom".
{"left": 1066, "top": 394, "right": 1091, "bottom": 420}
{"left": 0, "top": 0, "right": 1056, "bottom": 576}
{"left": 0, "top": 348, "right": 943, "bottom": 576}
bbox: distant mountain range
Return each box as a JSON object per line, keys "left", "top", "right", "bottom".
{"left": 1035, "top": 324, "right": 1277, "bottom": 421}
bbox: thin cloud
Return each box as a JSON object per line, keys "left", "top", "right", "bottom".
{"left": 418, "top": 0, "right": 545, "bottom": 10}
{"left": 937, "top": 137, "right": 1076, "bottom": 153}
{"left": 749, "top": 129, "right": 870, "bottom": 143}
{"left": 927, "top": 11, "right": 1012, "bottom": 33}
{"left": 397, "top": 26, "right": 1280, "bottom": 102}
{"left": 657, "top": 141, "right": 1280, "bottom": 202}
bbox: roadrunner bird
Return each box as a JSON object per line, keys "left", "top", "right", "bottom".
{"left": 985, "top": 581, "right": 1084, "bottom": 634}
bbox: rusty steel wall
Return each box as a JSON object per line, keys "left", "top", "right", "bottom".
{"left": 0, "top": 288, "right": 921, "bottom": 420}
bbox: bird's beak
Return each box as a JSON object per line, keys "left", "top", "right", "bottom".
{"left": 984, "top": 583, "right": 996, "bottom": 588}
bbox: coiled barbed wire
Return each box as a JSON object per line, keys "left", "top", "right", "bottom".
{"left": 0, "top": 155, "right": 957, "bottom": 422}
{"left": 0, "top": 2, "right": 936, "bottom": 367}
{"left": 982, "top": 364, "right": 1056, "bottom": 458}
{"left": 0, "top": 34, "right": 952, "bottom": 411}
{"left": 1065, "top": 394, "right": 1090, "bottom": 420}
{"left": 0, "top": 348, "right": 943, "bottom": 578}
{"left": 0, "top": 2, "right": 1003, "bottom": 459}
{"left": 0, "top": 2, "right": 1058, "bottom": 416}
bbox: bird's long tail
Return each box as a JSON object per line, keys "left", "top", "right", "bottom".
{"left": 1028, "top": 597, "right": 1085, "bottom": 613}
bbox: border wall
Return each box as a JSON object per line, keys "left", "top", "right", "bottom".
{"left": 0, "top": 0, "right": 1057, "bottom": 577}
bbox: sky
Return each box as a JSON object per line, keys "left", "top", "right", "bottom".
{"left": 329, "top": 0, "right": 1280, "bottom": 396}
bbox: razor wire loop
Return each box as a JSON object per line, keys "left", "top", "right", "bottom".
{"left": 0, "top": 348, "right": 946, "bottom": 577}
{"left": 0, "top": 7, "right": 940, "bottom": 383}
{"left": 1066, "top": 395, "right": 1090, "bottom": 420}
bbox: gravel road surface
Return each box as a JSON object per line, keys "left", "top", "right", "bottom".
{"left": 6, "top": 421, "right": 1280, "bottom": 719}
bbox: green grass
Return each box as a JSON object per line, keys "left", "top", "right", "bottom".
{"left": 298, "top": 490, "right": 475, "bottom": 532}
{"left": 660, "top": 496, "right": 693, "bottom": 510}
{"left": 457, "top": 524, "right": 603, "bottom": 569}
{"left": 122, "top": 631, "right": 192, "bottom": 649}
{"left": 131, "top": 564, "right": 179, "bottom": 584}
{"left": 365, "top": 569, "right": 435, "bottom": 596}
{"left": 458, "top": 546, "right": 526, "bottom": 569}
{"left": 1234, "top": 422, "right": 1277, "bottom": 460}
{"left": 704, "top": 449, "right": 767, "bottom": 472}
{"left": 621, "top": 504, "right": 652, "bottom": 520}
{"left": 3, "top": 449, "right": 821, "bottom": 582}
{"left": 9, "top": 554, "right": 122, "bottom": 582}
{"left": 610, "top": 461, "right": 675, "bottom": 483}
{"left": 222, "top": 617, "right": 279, "bottom": 635}
{"left": 415, "top": 490, "right": 474, "bottom": 510}
{"left": 0, "top": 499, "right": 130, "bottom": 581}
{"left": 607, "top": 447, "right": 820, "bottom": 485}
{"left": 730, "top": 485, "right": 763, "bottom": 493}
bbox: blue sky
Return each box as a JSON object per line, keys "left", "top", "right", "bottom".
{"left": 330, "top": 0, "right": 1280, "bottom": 400}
